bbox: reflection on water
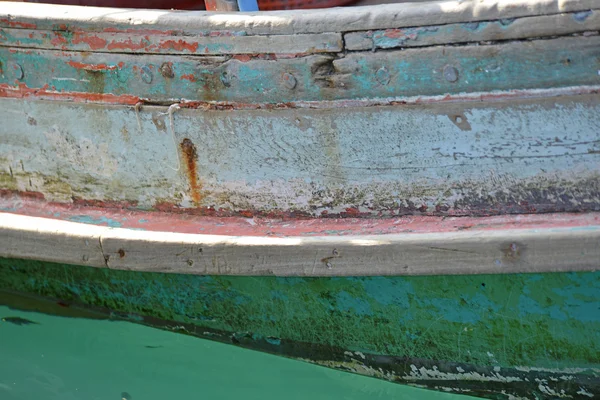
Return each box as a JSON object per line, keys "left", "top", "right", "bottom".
{"left": 0, "top": 305, "right": 476, "bottom": 400}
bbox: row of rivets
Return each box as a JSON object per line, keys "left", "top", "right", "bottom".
{"left": 2, "top": 60, "right": 460, "bottom": 88}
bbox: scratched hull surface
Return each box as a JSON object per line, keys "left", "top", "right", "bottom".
{"left": 0, "top": 257, "right": 598, "bottom": 399}
{"left": 1, "top": 2, "right": 599, "bottom": 217}
{"left": 1, "top": 1, "right": 600, "bottom": 398}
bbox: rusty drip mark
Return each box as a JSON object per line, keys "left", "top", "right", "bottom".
{"left": 180, "top": 138, "right": 203, "bottom": 205}
{"left": 502, "top": 242, "right": 525, "bottom": 263}
{"left": 118, "top": 249, "right": 126, "bottom": 258}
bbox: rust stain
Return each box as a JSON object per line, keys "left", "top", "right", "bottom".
{"left": 117, "top": 249, "right": 126, "bottom": 258}
{"left": 180, "top": 74, "right": 197, "bottom": 82}
{"left": 501, "top": 242, "right": 526, "bottom": 263}
{"left": 0, "top": 83, "right": 141, "bottom": 105}
{"left": 67, "top": 60, "right": 118, "bottom": 71}
{"left": 0, "top": 189, "right": 45, "bottom": 200}
{"left": 180, "top": 138, "right": 203, "bottom": 205}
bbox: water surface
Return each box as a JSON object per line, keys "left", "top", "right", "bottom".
{"left": 0, "top": 306, "right": 476, "bottom": 400}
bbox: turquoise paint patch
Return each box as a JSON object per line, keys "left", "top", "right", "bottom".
{"left": 336, "top": 291, "right": 373, "bottom": 316}
{"left": 270, "top": 290, "right": 288, "bottom": 301}
{"left": 67, "top": 215, "right": 122, "bottom": 228}
{"left": 138, "top": 218, "right": 149, "bottom": 223}
{"left": 422, "top": 293, "right": 501, "bottom": 324}
{"left": 518, "top": 295, "right": 568, "bottom": 321}
{"left": 361, "top": 277, "right": 414, "bottom": 308}
{"left": 552, "top": 275, "right": 600, "bottom": 323}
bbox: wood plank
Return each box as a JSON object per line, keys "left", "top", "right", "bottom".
{"left": 0, "top": 27, "right": 343, "bottom": 55}
{"left": 1, "top": 212, "right": 599, "bottom": 276}
{"left": 1, "top": 0, "right": 598, "bottom": 35}
{"left": 1, "top": 92, "right": 599, "bottom": 217}
{"left": 344, "top": 10, "right": 600, "bottom": 51}
{"left": 0, "top": 213, "right": 106, "bottom": 267}
{"left": 1, "top": 36, "right": 599, "bottom": 103}
{"left": 328, "top": 36, "right": 600, "bottom": 100}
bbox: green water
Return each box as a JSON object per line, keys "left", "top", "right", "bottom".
{"left": 0, "top": 306, "right": 477, "bottom": 400}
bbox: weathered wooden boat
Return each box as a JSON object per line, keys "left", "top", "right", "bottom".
{"left": 1, "top": 0, "right": 599, "bottom": 397}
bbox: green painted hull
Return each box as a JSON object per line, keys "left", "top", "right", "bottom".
{"left": 1, "top": 257, "right": 598, "bottom": 399}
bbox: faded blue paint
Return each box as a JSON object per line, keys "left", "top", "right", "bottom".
{"left": 0, "top": 28, "right": 44, "bottom": 46}
{"left": 423, "top": 296, "right": 496, "bottom": 324}
{"left": 574, "top": 10, "right": 593, "bottom": 22}
{"left": 67, "top": 215, "right": 122, "bottom": 228}
{"left": 518, "top": 295, "right": 568, "bottom": 321}
{"left": 2, "top": 94, "right": 600, "bottom": 214}
{"left": 1, "top": 36, "right": 599, "bottom": 103}
{"left": 361, "top": 277, "right": 414, "bottom": 308}
{"left": 552, "top": 276, "right": 600, "bottom": 323}
{"left": 336, "top": 291, "right": 373, "bottom": 316}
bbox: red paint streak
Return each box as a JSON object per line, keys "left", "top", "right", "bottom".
{"left": 180, "top": 74, "right": 197, "bottom": 82}
{"left": 0, "top": 19, "right": 37, "bottom": 29}
{"left": 50, "top": 33, "right": 68, "bottom": 47}
{"left": 1, "top": 193, "right": 599, "bottom": 238}
{"left": 71, "top": 33, "right": 107, "bottom": 51}
{"left": 71, "top": 198, "right": 139, "bottom": 209}
{"left": 0, "top": 83, "right": 141, "bottom": 105}
{"left": 107, "top": 39, "right": 150, "bottom": 51}
{"left": 158, "top": 40, "right": 199, "bottom": 53}
{"left": 180, "top": 139, "right": 203, "bottom": 205}
{"left": 67, "top": 60, "right": 118, "bottom": 71}
{"left": 382, "top": 29, "right": 418, "bottom": 41}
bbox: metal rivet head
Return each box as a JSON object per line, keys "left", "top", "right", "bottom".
{"left": 282, "top": 72, "right": 297, "bottom": 90}
{"left": 160, "top": 62, "right": 174, "bottom": 78}
{"left": 375, "top": 67, "right": 390, "bottom": 85}
{"left": 8, "top": 62, "right": 24, "bottom": 80}
{"left": 140, "top": 66, "right": 153, "bottom": 84}
{"left": 443, "top": 65, "right": 459, "bottom": 83}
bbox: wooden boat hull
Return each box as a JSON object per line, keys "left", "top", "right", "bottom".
{"left": 1, "top": 0, "right": 600, "bottom": 398}
{"left": 1, "top": 256, "right": 599, "bottom": 399}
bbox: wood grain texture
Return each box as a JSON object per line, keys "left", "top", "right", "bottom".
{"left": 1, "top": 212, "right": 599, "bottom": 276}
{"left": 344, "top": 10, "right": 600, "bottom": 50}
{"left": 0, "top": 28, "right": 343, "bottom": 54}
{"left": 1, "top": 0, "right": 598, "bottom": 35}
{"left": 0, "top": 214, "right": 106, "bottom": 267}
{"left": 1, "top": 92, "right": 599, "bottom": 216}
{"left": 1, "top": 36, "right": 599, "bottom": 103}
